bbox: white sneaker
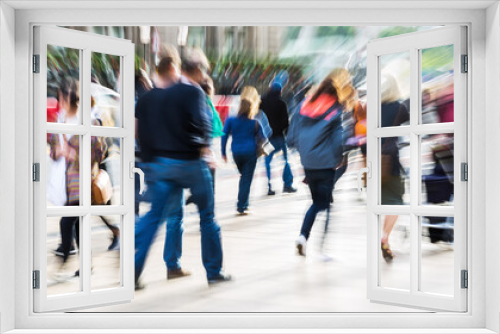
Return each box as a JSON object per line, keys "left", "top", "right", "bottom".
{"left": 296, "top": 235, "right": 307, "bottom": 256}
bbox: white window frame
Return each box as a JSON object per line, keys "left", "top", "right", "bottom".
{"left": 32, "top": 25, "right": 136, "bottom": 312}
{"left": 2, "top": 2, "right": 498, "bottom": 333}
{"left": 366, "top": 26, "right": 468, "bottom": 312}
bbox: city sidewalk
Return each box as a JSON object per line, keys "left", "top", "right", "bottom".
{"left": 70, "top": 149, "right": 454, "bottom": 313}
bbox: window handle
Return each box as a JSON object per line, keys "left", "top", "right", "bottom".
{"left": 130, "top": 162, "right": 145, "bottom": 195}
{"left": 357, "top": 162, "right": 371, "bottom": 194}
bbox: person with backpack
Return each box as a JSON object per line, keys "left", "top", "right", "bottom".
{"left": 288, "top": 68, "right": 357, "bottom": 257}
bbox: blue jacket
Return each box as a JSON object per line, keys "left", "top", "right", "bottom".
{"left": 288, "top": 95, "right": 344, "bottom": 170}
{"left": 221, "top": 116, "right": 265, "bottom": 157}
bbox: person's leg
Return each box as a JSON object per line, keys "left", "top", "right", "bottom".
{"left": 382, "top": 215, "right": 399, "bottom": 245}
{"left": 264, "top": 148, "right": 276, "bottom": 191}
{"left": 187, "top": 161, "right": 223, "bottom": 280}
{"left": 381, "top": 215, "right": 398, "bottom": 262}
{"left": 234, "top": 154, "right": 257, "bottom": 212}
{"left": 163, "top": 187, "right": 184, "bottom": 270}
{"left": 60, "top": 216, "right": 78, "bottom": 264}
{"left": 299, "top": 169, "right": 335, "bottom": 240}
{"left": 210, "top": 168, "right": 216, "bottom": 195}
{"left": 134, "top": 163, "right": 171, "bottom": 282}
{"left": 279, "top": 137, "right": 294, "bottom": 189}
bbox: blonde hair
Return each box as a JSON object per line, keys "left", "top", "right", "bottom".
{"left": 238, "top": 86, "right": 260, "bottom": 119}
{"left": 310, "top": 68, "right": 357, "bottom": 112}
{"left": 381, "top": 74, "right": 401, "bottom": 104}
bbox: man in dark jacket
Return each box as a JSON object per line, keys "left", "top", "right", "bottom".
{"left": 260, "top": 82, "right": 296, "bottom": 195}
{"left": 134, "top": 48, "right": 231, "bottom": 289}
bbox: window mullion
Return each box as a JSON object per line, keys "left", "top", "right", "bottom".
{"left": 81, "top": 48, "right": 92, "bottom": 296}
{"left": 409, "top": 46, "right": 420, "bottom": 295}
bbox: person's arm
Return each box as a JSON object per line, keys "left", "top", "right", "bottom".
{"left": 187, "top": 87, "right": 211, "bottom": 148}
{"left": 287, "top": 101, "right": 302, "bottom": 149}
{"left": 221, "top": 118, "right": 232, "bottom": 162}
{"left": 256, "top": 110, "right": 272, "bottom": 139}
{"left": 281, "top": 100, "right": 290, "bottom": 135}
{"left": 394, "top": 102, "right": 410, "bottom": 126}
{"left": 256, "top": 120, "right": 266, "bottom": 142}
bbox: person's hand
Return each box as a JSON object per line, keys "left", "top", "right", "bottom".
{"left": 222, "top": 155, "right": 228, "bottom": 163}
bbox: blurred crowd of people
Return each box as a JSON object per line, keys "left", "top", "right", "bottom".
{"left": 46, "top": 40, "right": 456, "bottom": 290}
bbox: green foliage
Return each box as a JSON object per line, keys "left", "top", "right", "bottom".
{"left": 421, "top": 44, "right": 454, "bottom": 73}
{"left": 316, "top": 26, "right": 356, "bottom": 37}
{"left": 284, "top": 26, "right": 302, "bottom": 40}
{"left": 47, "top": 45, "right": 120, "bottom": 94}
{"left": 378, "top": 26, "right": 419, "bottom": 38}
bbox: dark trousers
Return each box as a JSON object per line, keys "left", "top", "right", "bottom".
{"left": 265, "top": 135, "right": 293, "bottom": 188}
{"left": 233, "top": 153, "right": 257, "bottom": 211}
{"left": 60, "top": 216, "right": 79, "bottom": 263}
{"left": 300, "top": 169, "right": 335, "bottom": 240}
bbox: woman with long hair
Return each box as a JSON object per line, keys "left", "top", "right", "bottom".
{"left": 288, "top": 68, "right": 357, "bottom": 256}
{"left": 221, "top": 86, "right": 266, "bottom": 215}
{"left": 379, "top": 73, "right": 409, "bottom": 262}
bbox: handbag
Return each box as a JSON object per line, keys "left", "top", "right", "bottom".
{"left": 254, "top": 121, "right": 274, "bottom": 158}
{"left": 91, "top": 168, "right": 113, "bottom": 205}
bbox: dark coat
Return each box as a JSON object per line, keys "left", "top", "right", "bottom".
{"left": 260, "top": 90, "right": 289, "bottom": 138}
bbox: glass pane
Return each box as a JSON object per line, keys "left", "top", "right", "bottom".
{"left": 47, "top": 45, "right": 81, "bottom": 124}
{"left": 91, "top": 137, "right": 121, "bottom": 205}
{"left": 91, "top": 52, "right": 121, "bottom": 127}
{"left": 421, "top": 134, "right": 454, "bottom": 205}
{"left": 420, "top": 216, "right": 454, "bottom": 296}
{"left": 380, "top": 52, "right": 410, "bottom": 128}
{"left": 379, "top": 215, "right": 411, "bottom": 291}
{"left": 46, "top": 216, "right": 81, "bottom": 296}
{"left": 421, "top": 45, "right": 454, "bottom": 124}
{"left": 91, "top": 215, "right": 121, "bottom": 291}
{"left": 380, "top": 136, "right": 410, "bottom": 205}
{"left": 46, "top": 133, "right": 80, "bottom": 207}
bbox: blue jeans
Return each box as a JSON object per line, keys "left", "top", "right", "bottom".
{"left": 265, "top": 136, "right": 293, "bottom": 189}
{"left": 300, "top": 169, "right": 335, "bottom": 240}
{"left": 135, "top": 157, "right": 223, "bottom": 280}
{"left": 233, "top": 153, "right": 257, "bottom": 212}
{"left": 134, "top": 162, "right": 151, "bottom": 215}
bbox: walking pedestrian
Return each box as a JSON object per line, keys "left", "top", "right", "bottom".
{"left": 260, "top": 82, "right": 297, "bottom": 195}
{"left": 135, "top": 48, "right": 230, "bottom": 288}
{"left": 379, "top": 74, "right": 409, "bottom": 263}
{"left": 288, "top": 68, "right": 357, "bottom": 257}
{"left": 185, "top": 76, "right": 224, "bottom": 205}
{"left": 221, "top": 86, "right": 266, "bottom": 215}
{"left": 48, "top": 77, "right": 80, "bottom": 279}
{"left": 135, "top": 47, "right": 181, "bottom": 218}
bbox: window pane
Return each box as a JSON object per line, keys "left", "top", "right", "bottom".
{"left": 379, "top": 215, "right": 411, "bottom": 291}
{"left": 47, "top": 133, "right": 80, "bottom": 207}
{"left": 91, "top": 137, "right": 121, "bottom": 205}
{"left": 91, "top": 215, "right": 121, "bottom": 291}
{"left": 380, "top": 52, "right": 410, "bottom": 128}
{"left": 47, "top": 216, "right": 81, "bottom": 296}
{"left": 421, "top": 45, "right": 454, "bottom": 124}
{"left": 420, "top": 216, "right": 454, "bottom": 296}
{"left": 421, "top": 134, "right": 454, "bottom": 206}
{"left": 91, "top": 52, "right": 121, "bottom": 127}
{"left": 380, "top": 136, "right": 410, "bottom": 205}
{"left": 47, "top": 45, "right": 81, "bottom": 124}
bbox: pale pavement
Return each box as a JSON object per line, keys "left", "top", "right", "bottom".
{"left": 46, "top": 147, "right": 454, "bottom": 313}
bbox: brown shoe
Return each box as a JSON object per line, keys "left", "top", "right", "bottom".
{"left": 167, "top": 268, "right": 191, "bottom": 280}
{"left": 381, "top": 243, "right": 394, "bottom": 263}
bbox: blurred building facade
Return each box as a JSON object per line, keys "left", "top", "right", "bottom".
{"left": 67, "top": 26, "right": 286, "bottom": 64}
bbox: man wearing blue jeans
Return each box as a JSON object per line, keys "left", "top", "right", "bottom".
{"left": 135, "top": 49, "right": 231, "bottom": 288}
{"left": 260, "top": 82, "right": 297, "bottom": 195}
{"left": 135, "top": 157, "right": 224, "bottom": 283}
